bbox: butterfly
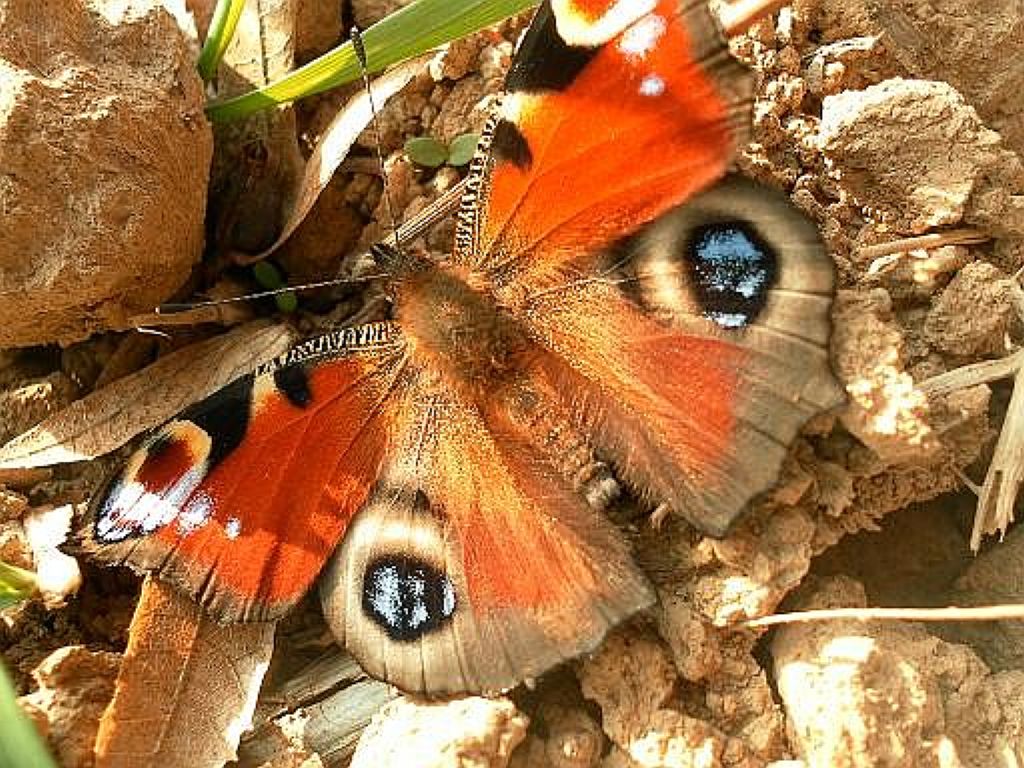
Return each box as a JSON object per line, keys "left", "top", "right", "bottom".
{"left": 83, "top": 0, "right": 842, "bottom": 696}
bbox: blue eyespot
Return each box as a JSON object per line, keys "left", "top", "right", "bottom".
{"left": 688, "top": 223, "right": 776, "bottom": 328}
{"left": 363, "top": 555, "right": 456, "bottom": 641}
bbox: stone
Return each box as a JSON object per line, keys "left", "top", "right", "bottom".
{"left": 0, "top": 0, "right": 212, "bottom": 347}
{"left": 820, "top": 79, "right": 1003, "bottom": 234}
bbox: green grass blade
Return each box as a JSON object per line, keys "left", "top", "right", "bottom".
{"left": 206, "top": 0, "right": 538, "bottom": 122}
{"left": 0, "top": 562, "right": 54, "bottom": 768}
{"left": 0, "top": 660, "right": 57, "bottom": 768}
{"left": 0, "top": 561, "right": 35, "bottom": 612}
{"left": 197, "top": 0, "right": 247, "bottom": 82}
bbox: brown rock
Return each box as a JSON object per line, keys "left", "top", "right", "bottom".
{"left": 18, "top": 646, "right": 121, "bottom": 768}
{"left": 656, "top": 599, "right": 721, "bottom": 683}
{"left": 878, "top": 0, "right": 1024, "bottom": 155}
{"left": 805, "top": 37, "right": 900, "bottom": 98}
{"left": 924, "top": 261, "right": 1016, "bottom": 358}
{"left": 951, "top": 525, "right": 1024, "bottom": 671}
{"left": 0, "top": 487, "right": 28, "bottom": 521}
{"left": 773, "top": 576, "right": 1024, "bottom": 768}
{"left": 820, "top": 79, "right": 1003, "bottom": 234}
{"left": 511, "top": 706, "right": 604, "bottom": 768}
{"left": 431, "top": 75, "right": 494, "bottom": 143}
{"left": 579, "top": 630, "right": 679, "bottom": 747}
{"left": 351, "top": 0, "right": 414, "bottom": 28}
{"left": 543, "top": 708, "right": 604, "bottom": 768}
{"left": 295, "top": 0, "right": 341, "bottom": 62}
{"left": 831, "top": 289, "right": 938, "bottom": 463}
{"left": 350, "top": 696, "right": 528, "bottom": 768}
{"left": 626, "top": 710, "right": 725, "bottom": 768}
{"left": 0, "top": 519, "right": 32, "bottom": 570}
{"left": 695, "top": 505, "right": 818, "bottom": 624}
{"left": 794, "top": 0, "right": 879, "bottom": 43}
{"left": 429, "top": 36, "right": 488, "bottom": 83}
{"left": 0, "top": 0, "right": 212, "bottom": 347}
{"left": 275, "top": 178, "right": 365, "bottom": 283}
{"left": 579, "top": 629, "right": 731, "bottom": 768}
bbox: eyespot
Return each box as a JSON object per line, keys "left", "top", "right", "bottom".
{"left": 598, "top": 176, "right": 800, "bottom": 331}
{"left": 686, "top": 222, "right": 776, "bottom": 329}
{"left": 362, "top": 555, "right": 457, "bottom": 642}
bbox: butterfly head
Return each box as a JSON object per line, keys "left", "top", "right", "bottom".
{"left": 369, "top": 241, "right": 404, "bottom": 272}
{"left": 364, "top": 239, "right": 425, "bottom": 308}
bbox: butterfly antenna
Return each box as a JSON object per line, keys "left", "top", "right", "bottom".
{"left": 156, "top": 274, "right": 387, "bottom": 314}
{"left": 351, "top": 27, "right": 402, "bottom": 250}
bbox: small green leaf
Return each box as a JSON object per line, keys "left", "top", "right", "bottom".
{"left": 405, "top": 137, "right": 448, "bottom": 168}
{"left": 196, "top": 0, "right": 246, "bottom": 83}
{"left": 252, "top": 261, "right": 286, "bottom": 290}
{"left": 252, "top": 262, "right": 297, "bottom": 312}
{"left": 206, "top": 0, "right": 538, "bottom": 122}
{"left": 447, "top": 132, "right": 480, "bottom": 166}
{"left": 0, "top": 659, "right": 58, "bottom": 768}
{"left": 0, "top": 561, "right": 36, "bottom": 612}
{"left": 274, "top": 291, "right": 299, "bottom": 314}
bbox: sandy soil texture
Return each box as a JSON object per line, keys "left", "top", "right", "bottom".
{"left": 1, "top": 0, "right": 1023, "bottom": 766}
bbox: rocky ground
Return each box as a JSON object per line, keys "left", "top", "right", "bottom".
{"left": 1, "top": 0, "right": 1023, "bottom": 766}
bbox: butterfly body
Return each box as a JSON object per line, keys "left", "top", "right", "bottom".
{"left": 393, "top": 256, "right": 533, "bottom": 395}
{"left": 84, "top": 0, "right": 844, "bottom": 696}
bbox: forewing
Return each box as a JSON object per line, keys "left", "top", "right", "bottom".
{"left": 454, "top": 1, "right": 841, "bottom": 535}
{"left": 84, "top": 323, "right": 410, "bottom": 622}
{"left": 454, "top": 0, "right": 751, "bottom": 287}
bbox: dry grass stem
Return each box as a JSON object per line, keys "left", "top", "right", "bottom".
{"left": 918, "top": 280, "right": 1024, "bottom": 548}
{"left": 856, "top": 228, "right": 989, "bottom": 260}
{"left": 745, "top": 603, "right": 1024, "bottom": 628}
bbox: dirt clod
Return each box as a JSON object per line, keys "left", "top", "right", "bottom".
{"left": 924, "top": 261, "right": 1017, "bottom": 357}
{"left": 350, "top": 696, "right": 528, "bottom": 768}
{"left": 774, "top": 576, "right": 1024, "bottom": 768}
{"left": 0, "top": 0, "right": 212, "bottom": 347}
{"left": 820, "top": 78, "right": 1003, "bottom": 234}
{"left": 18, "top": 646, "right": 121, "bottom": 768}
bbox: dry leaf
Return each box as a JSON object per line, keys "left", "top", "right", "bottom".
{"left": 0, "top": 321, "right": 296, "bottom": 469}
{"left": 95, "top": 577, "right": 275, "bottom": 768}
{"left": 0, "top": 466, "right": 52, "bottom": 488}
{"left": 241, "top": 56, "right": 430, "bottom": 264}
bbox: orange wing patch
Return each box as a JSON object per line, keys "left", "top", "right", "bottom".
{"left": 321, "top": 369, "right": 654, "bottom": 695}
{"left": 531, "top": 292, "right": 745, "bottom": 528}
{"left": 88, "top": 326, "right": 410, "bottom": 621}
{"left": 464, "top": 0, "right": 748, "bottom": 289}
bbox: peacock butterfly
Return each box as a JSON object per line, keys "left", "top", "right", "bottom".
{"left": 83, "top": 0, "right": 843, "bottom": 696}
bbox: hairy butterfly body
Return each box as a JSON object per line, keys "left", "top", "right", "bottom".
{"left": 86, "top": 0, "right": 842, "bottom": 695}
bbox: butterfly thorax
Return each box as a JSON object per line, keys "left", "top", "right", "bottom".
{"left": 394, "top": 262, "right": 532, "bottom": 394}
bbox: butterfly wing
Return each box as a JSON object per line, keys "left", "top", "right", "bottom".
{"left": 526, "top": 176, "right": 842, "bottom": 535}
{"left": 319, "top": 369, "right": 654, "bottom": 695}
{"left": 83, "top": 323, "right": 410, "bottom": 622}
{"left": 454, "top": 0, "right": 751, "bottom": 281}
{"left": 457, "top": 1, "right": 842, "bottom": 535}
